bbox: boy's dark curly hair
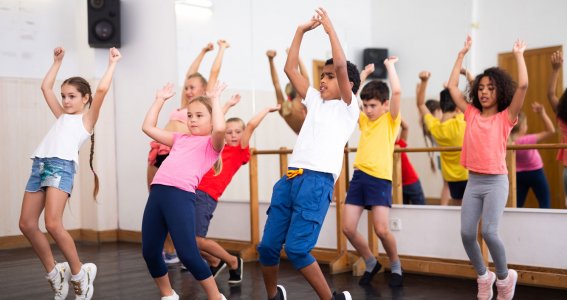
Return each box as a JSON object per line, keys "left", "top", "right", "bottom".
{"left": 360, "top": 80, "right": 390, "bottom": 103}
{"left": 325, "top": 58, "right": 360, "bottom": 94}
{"left": 557, "top": 88, "right": 567, "bottom": 124}
{"left": 468, "top": 67, "right": 516, "bottom": 112}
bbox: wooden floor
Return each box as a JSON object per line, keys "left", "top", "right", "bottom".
{"left": 0, "top": 242, "right": 565, "bottom": 300}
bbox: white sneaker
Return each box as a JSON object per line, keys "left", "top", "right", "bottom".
{"left": 161, "top": 290, "right": 179, "bottom": 300}
{"left": 46, "top": 262, "right": 71, "bottom": 300}
{"left": 70, "top": 263, "right": 97, "bottom": 300}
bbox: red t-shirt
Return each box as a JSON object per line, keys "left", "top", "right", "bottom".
{"left": 395, "top": 139, "right": 419, "bottom": 185}
{"left": 197, "top": 145, "right": 251, "bottom": 201}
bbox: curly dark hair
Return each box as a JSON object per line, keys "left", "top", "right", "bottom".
{"left": 557, "top": 88, "right": 567, "bottom": 124}
{"left": 325, "top": 58, "right": 360, "bottom": 94}
{"left": 468, "top": 67, "right": 516, "bottom": 112}
{"left": 360, "top": 80, "right": 389, "bottom": 103}
{"left": 440, "top": 88, "right": 457, "bottom": 113}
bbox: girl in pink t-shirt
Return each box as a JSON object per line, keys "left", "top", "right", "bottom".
{"left": 141, "top": 82, "right": 227, "bottom": 300}
{"left": 509, "top": 103, "right": 555, "bottom": 208}
{"left": 447, "top": 35, "right": 527, "bottom": 300}
{"left": 547, "top": 50, "right": 567, "bottom": 201}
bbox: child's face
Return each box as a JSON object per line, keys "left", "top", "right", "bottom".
{"left": 184, "top": 77, "right": 206, "bottom": 101}
{"left": 225, "top": 121, "right": 244, "bottom": 147}
{"left": 186, "top": 101, "right": 212, "bottom": 135}
{"left": 362, "top": 98, "right": 389, "bottom": 121}
{"left": 61, "top": 84, "right": 89, "bottom": 114}
{"left": 319, "top": 64, "right": 341, "bottom": 100}
{"left": 477, "top": 76, "right": 497, "bottom": 110}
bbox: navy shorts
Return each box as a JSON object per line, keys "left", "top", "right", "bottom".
{"left": 448, "top": 180, "right": 468, "bottom": 200}
{"left": 403, "top": 180, "right": 425, "bottom": 205}
{"left": 194, "top": 190, "right": 218, "bottom": 237}
{"left": 346, "top": 170, "right": 392, "bottom": 209}
{"left": 25, "top": 157, "right": 75, "bottom": 196}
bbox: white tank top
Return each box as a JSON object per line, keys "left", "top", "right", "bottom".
{"left": 32, "top": 114, "right": 92, "bottom": 170}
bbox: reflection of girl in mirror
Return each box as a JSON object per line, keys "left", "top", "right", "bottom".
{"left": 547, "top": 50, "right": 567, "bottom": 203}
{"left": 146, "top": 40, "right": 230, "bottom": 265}
{"left": 447, "top": 35, "right": 527, "bottom": 300}
{"left": 509, "top": 103, "right": 555, "bottom": 208}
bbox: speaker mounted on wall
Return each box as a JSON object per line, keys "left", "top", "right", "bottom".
{"left": 88, "top": 0, "right": 121, "bottom": 48}
{"left": 363, "top": 48, "right": 388, "bottom": 79}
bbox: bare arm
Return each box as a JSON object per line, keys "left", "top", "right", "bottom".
{"left": 84, "top": 48, "right": 121, "bottom": 131}
{"left": 399, "top": 119, "right": 409, "bottom": 141}
{"left": 547, "top": 50, "right": 563, "bottom": 113}
{"left": 222, "top": 94, "right": 241, "bottom": 115}
{"left": 507, "top": 40, "right": 528, "bottom": 122}
{"left": 285, "top": 18, "right": 320, "bottom": 100}
{"left": 461, "top": 67, "right": 475, "bottom": 86}
{"left": 207, "top": 40, "right": 230, "bottom": 93}
{"left": 298, "top": 53, "right": 310, "bottom": 85}
{"left": 186, "top": 42, "right": 213, "bottom": 79}
{"left": 416, "top": 71, "right": 431, "bottom": 117}
{"left": 241, "top": 105, "right": 280, "bottom": 148}
{"left": 385, "top": 56, "right": 401, "bottom": 119}
{"left": 208, "top": 82, "right": 227, "bottom": 152}
{"left": 532, "top": 102, "right": 556, "bottom": 142}
{"left": 267, "top": 50, "right": 286, "bottom": 107}
{"left": 142, "top": 83, "right": 176, "bottom": 146}
{"left": 41, "top": 47, "right": 65, "bottom": 118}
{"left": 447, "top": 35, "right": 472, "bottom": 113}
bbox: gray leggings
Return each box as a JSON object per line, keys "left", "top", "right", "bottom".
{"left": 460, "top": 173, "right": 509, "bottom": 278}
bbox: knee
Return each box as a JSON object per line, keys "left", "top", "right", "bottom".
{"left": 19, "top": 218, "right": 38, "bottom": 235}
{"left": 460, "top": 228, "right": 477, "bottom": 243}
{"left": 481, "top": 224, "right": 498, "bottom": 241}
{"left": 257, "top": 241, "right": 281, "bottom": 265}
{"left": 342, "top": 224, "right": 357, "bottom": 239}
{"left": 44, "top": 218, "right": 64, "bottom": 236}
{"left": 196, "top": 236, "right": 206, "bottom": 248}
{"left": 374, "top": 224, "right": 390, "bottom": 239}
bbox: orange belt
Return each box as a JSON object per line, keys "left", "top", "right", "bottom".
{"left": 286, "top": 168, "right": 304, "bottom": 179}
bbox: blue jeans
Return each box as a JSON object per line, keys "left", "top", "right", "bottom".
{"left": 516, "top": 168, "right": 550, "bottom": 208}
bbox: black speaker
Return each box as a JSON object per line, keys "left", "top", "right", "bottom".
{"left": 88, "top": 0, "right": 121, "bottom": 48}
{"left": 363, "top": 48, "right": 388, "bottom": 79}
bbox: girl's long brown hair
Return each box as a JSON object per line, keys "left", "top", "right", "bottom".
{"left": 188, "top": 96, "right": 223, "bottom": 175}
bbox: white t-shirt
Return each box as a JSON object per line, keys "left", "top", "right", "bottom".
{"left": 32, "top": 114, "right": 91, "bottom": 170}
{"left": 289, "top": 87, "right": 359, "bottom": 181}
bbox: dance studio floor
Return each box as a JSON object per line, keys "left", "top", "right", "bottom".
{"left": 1, "top": 242, "right": 564, "bottom": 299}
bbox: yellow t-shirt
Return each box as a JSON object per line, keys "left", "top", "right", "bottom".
{"left": 354, "top": 112, "right": 401, "bottom": 180}
{"left": 424, "top": 113, "right": 468, "bottom": 182}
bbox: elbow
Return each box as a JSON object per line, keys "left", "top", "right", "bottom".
{"left": 392, "top": 89, "right": 401, "bottom": 97}
{"left": 284, "top": 65, "right": 294, "bottom": 76}
{"left": 518, "top": 82, "right": 528, "bottom": 91}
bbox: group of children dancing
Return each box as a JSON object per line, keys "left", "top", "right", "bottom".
{"left": 18, "top": 6, "right": 567, "bottom": 300}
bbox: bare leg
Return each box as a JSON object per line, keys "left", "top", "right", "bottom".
{"left": 197, "top": 237, "right": 238, "bottom": 269}
{"left": 154, "top": 274, "right": 174, "bottom": 297}
{"left": 299, "top": 262, "right": 333, "bottom": 300}
{"left": 371, "top": 206, "right": 399, "bottom": 262}
{"left": 155, "top": 273, "right": 222, "bottom": 299}
{"left": 440, "top": 180, "right": 450, "bottom": 206}
{"left": 19, "top": 191, "right": 56, "bottom": 272}
{"left": 342, "top": 204, "right": 374, "bottom": 259}
{"left": 261, "top": 265, "right": 279, "bottom": 299}
{"left": 200, "top": 250, "right": 220, "bottom": 267}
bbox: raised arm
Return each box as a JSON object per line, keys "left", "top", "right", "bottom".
{"left": 186, "top": 42, "right": 214, "bottom": 79}
{"left": 385, "top": 56, "right": 401, "bottom": 119}
{"left": 399, "top": 119, "right": 409, "bottom": 141}
{"left": 222, "top": 94, "right": 241, "bottom": 115}
{"left": 358, "top": 63, "right": 375, "bottom": 93}
{"left": 298, "top": 52, "right": 310, "bottom": 85}
{"left": 241, "top": 104, "right": 281, "bottom": 148}
{"left": 547, "top": 50, "right": 563, "bottom": 113}
{"left": 532, "top": 102, "right": 556, "bottom": 142}
{"left": 41, "top": 47, "right": 66, "bottom": 118}
{"left": 84, "top": 48, "right": 121, "bottom": 131}
{"left": 285, "top": 17, "right": 320, "bottom": 100}
{"left": 507, "top": 39, "right": 528, "bottom": 122}
{"left": 447, "top": 35, "right": 472, "bottom": 113}
{"left": 416, "top": 71, "right": 431, "bottom": 118}
{"left": 142, "top": 83, "right": 177, "bottom": 146}
{"left": 207, "top": 40, "right": 230, "bottom": 92}
{"left": 316, "top": 8, "right": 352, "bottom": 104}
{"left": 267, "top": 50, "right": 286, "bottom": 108}
{"left": 208, "top": 82, "right": 227, "bottom": 152}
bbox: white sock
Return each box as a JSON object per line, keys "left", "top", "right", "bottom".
{"left": 71, "top": 269, "right": 85, "bottom": 281}
{"left": 478, "top": 270, "right": 489, "bottom": 279}
{"left": 47, "top": 266, "right": 58, "bottom": 278}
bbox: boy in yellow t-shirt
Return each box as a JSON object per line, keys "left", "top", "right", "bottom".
{"left": 342, "top": 56, "right": 403, "bottom": 287}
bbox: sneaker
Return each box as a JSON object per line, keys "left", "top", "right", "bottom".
{"left": 220, "top": 294, "right": 227, "bottom": 300}
{"left": 359, "top": 261, "right": 383, "bottom": 285}
{"left": 161, "top": 290, "right": 179, "bottom": 300}
{"left": 495, "top": 269, "right": 518, "bottom": 300}
{"left": 163, "top": 252, "right": 180, "bottom": 264}
{"left": 477, "top": 270, "right": 496, "bottom": 300}
{"left": 70, "top": 263, "right": 97, "bottom": 300}
{"left": 210, "top": 261, "right": 227, "bottom": 278}
{"left": 228, "top": 256, "right": 243, "bottom": 284}
{"left": 46, "top": 262, "right": 71, "bottom": 300}
{"left": 389, "top": 272, "right": 403, "bottom": 287}
{"left": 332, "top": 291, "right": 352, "bottom": 300}
{"left": 273, "top": 285, "right": 287, "bottom": 300}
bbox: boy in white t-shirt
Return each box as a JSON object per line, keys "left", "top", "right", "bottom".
{"left": 257, "top": 8, "right": 359, "bottom": 300}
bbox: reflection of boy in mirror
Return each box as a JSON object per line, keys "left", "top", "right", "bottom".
{"left": 266, "top": 49, "right": 308, "bottom": 134}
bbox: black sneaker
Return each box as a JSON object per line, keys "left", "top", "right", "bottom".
{"left": 332, "top": 291, "right": 352, "bottom": 300}
{"left": 358, "top": 261, "right": 383, "bottom": 285}
{"left": 389, "top": 272, "right": 403, "bottom": 287}
{"left": 273, "top": 284, "right": 286, "bottom": 300}
{"left": 228, "top": 256, "right": 243, "bottom": 284}
{"left": 210, "top": 261, "right": 226, "bottom": 278}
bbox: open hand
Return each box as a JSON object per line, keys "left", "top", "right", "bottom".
{"left": 227, "top": 94, "right": 241, "bottom": 107}
{"left": 156, "top": 83, "right": 176, "bottom": 101}
{"left": 315, "top": 7, "right": 333, "bottom": 35}
{"left": 459, "top": 35, "right": 472, "bottom": 57}
{"left": 551, "top": 50, "right": 563, "bottom": 70}
{"left": 362, "top": 63, "right": 375, "bottom": 75}
{"left": 513, "top": 39, "right": 527, "bottom": 55}
{"left": 207, "top": 81, "right": 227, "bottom": 99}
{"left": 298, "top": 15, "right": 321, "bottom": 33}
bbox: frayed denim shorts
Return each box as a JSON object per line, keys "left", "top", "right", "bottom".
{"left": 25, "top": 157, "right": 75, "bottom": 196}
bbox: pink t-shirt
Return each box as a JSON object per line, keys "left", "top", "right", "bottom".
{"left": 152, "top": 134, "right": 221, "bottom": 193}
{"left": 461, "top": 105, "right": 517, "bottom": 174}
{"left": 515, "top": 134, "right": 543, "bottom": 172}
{"left": 557, "top": 119, "right": 567, "bottom": 166}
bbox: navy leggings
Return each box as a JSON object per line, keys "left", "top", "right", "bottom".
{"left": 516, "top": 168, "right": 551, "bottom": 208}
{"left": 142, "top": 184, "right": 212, "bottom": 280}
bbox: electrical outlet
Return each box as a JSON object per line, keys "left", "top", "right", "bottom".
{"left": 390, "top": 218, "right": 402, "bottom": 231}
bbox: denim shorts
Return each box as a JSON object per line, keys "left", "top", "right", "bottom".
{"left": 195, "top": 190, "right": 218, "bottom": 237}
{"left": 346, "top": 170, "right": 392, "bottom": 209}
{"left": 25, "top": 157, "right": 75, "bottom": 195}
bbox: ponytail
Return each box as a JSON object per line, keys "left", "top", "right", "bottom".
{"left": 89, "top": 132, "right": 100, "bottom": 200}
{"left": 213, "top": 158, "right": 223, "bottom": 176}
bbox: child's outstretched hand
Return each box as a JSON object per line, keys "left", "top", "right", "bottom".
{"left": 266, "top": 50, "right": 276, "bottom": 59}
{"left": 217, "top": 39, "right": 230, "bottom": 49}
{"left": 298, "top": 14, "right": 320, "bottom": 33}
{"left": 53, "top": 47, "right": 65, "bottom": 62}
{"left": 419, "top": 71, "right": 431, "bottom": 81}
{"left": 109, "top": 47, "right": 121, "bottom": 63}
{"left": 207, "top": 81, "right": 228, "bottom": 99}
{"left": 531, "top": 102, "right": 544, "bottom": 114}
{"left": 315, "top": 7, "right": 334, "bottom": 35}
{"left": 551, "top": 50, "right": 563, "bottom": 70}
{"left": 513, "top": 39, "right": 527, "bottom": 56}
{"left": 268, "top": 104, "right": 281, "bottom": 113}
{"left": 459, "top": 35, "right": 472, "bottom": 57}
{"left": 362, "top": 63, "right": 375, "bottom": 76}
{"left": 384, "top": 56, "right": 399, "bottom": 66}
{"left": 156, "top": 83, "right": 175, "bottom": 101}
{"left": 226, "top": 94, "right": 241, "bottom": 107}
{"left": 203, "top": 42, "right": 214, "bottom": 52}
